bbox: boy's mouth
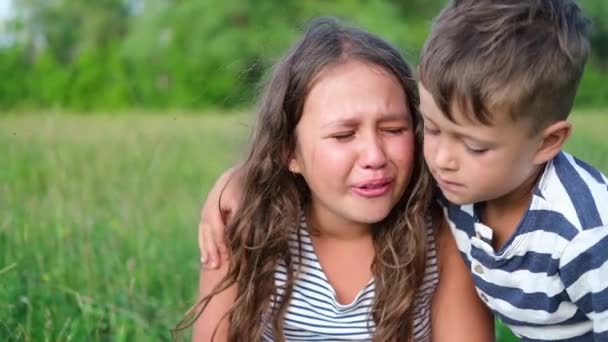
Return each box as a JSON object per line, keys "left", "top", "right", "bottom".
{"left": 436, "top": 175, "right": 464, "bottom": 190}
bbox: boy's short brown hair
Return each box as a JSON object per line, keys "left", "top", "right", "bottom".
{"left": 419, "top": 0, "right": 590, "bottom": 133}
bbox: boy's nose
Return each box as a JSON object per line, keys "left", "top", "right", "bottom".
{"left": 434, "top": 143, "right": 457, "bottom": 171}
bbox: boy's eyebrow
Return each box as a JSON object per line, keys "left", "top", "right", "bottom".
{"left": 455, "top": 132, "right": 495, "bottom": 146}
{"left": 421, "top": 113, "right": 495, "bottom": 145}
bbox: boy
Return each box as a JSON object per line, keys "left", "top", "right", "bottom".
{"left": 199, "top": 0, "right": 608, "bottom": 340}
{"left": 418, "top": 0, "right": 607, "bottom": 340}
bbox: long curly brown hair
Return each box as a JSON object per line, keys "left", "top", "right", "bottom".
{"left": 176, "top": 17, "right": 436, "bottom": 342}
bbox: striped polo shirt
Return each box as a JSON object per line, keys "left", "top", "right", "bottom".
{"left": 262, "top": 216, "right": 438, "bottom": 341}
{"left": 445, "top": 151, "right": 608, "bottom": 341}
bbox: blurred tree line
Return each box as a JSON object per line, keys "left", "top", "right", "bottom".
{"left": 1, "top": 0, "right": 607, "bottom": 112}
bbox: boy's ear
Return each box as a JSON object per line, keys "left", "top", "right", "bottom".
{"left": 533, "top": 120, "right": 572, "bottom": 165}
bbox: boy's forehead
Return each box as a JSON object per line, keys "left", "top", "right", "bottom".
{"left": 418, "top": 82, "right": 530, "bottom": 135}
{"left": 418, "top": 81, "right": 516, "bottom": 128}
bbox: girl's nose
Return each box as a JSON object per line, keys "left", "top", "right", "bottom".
{"left": 360, "top": 135, "right": 387, "bottom": 169}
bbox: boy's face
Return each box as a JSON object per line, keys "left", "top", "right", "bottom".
{"left": 418, "top": 82, "right": 543, "bottom": 205}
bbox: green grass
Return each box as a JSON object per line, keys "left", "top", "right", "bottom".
{"left": 1, "top": 111, "right": 607, "bottom": 341}
{"left": 0, "top": 113, "right": 250, "bottom": 341}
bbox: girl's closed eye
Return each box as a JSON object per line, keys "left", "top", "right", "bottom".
{"left": 332, "top": 131, "right": 355, "bottom": 141}
{"left": 381, "top": 126, "right": 408, "bottom": 135}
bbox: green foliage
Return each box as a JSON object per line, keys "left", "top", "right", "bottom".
{"left": 1, "top": 0, "right": 608, "bottom": 111}
{"left": 581, "top": 0, "right": 608, "bottom": 68}
{"left": 28, "top": 52, "right": 71, "bottom": 107}
{"left": 0, "top": 47, "right": 29, "bottom": 110}
{"left": 575, "top": 65, "right": 608, "bottom": 108}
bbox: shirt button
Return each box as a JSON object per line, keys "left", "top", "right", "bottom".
{"left": 474, "top": 264, "right": 484, "bottom": 274}
{"left": 480, "top": 293, "right": 489, "bottom": 302}
{"left": 475, "top": 231, "right": 481, "bottom": 239}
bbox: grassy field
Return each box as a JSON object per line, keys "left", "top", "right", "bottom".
{"left": 1, "top": 112, "right": 607, "bottom": 341}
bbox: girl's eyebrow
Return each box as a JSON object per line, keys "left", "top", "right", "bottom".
{"left": 322, "top": 117, "right": 359, "bottom": 129}
{"left": 377, "top": 112, "right": 410, "bottom": 124}
{"left": 322, "top": 112, "right": 409, "bottom": 129}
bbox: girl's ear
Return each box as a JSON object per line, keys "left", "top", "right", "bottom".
{"left": 283, "top": 142, "right": 301, "bottom": 174}
{"left": 533, "top": 120, "right": 572, "bottom": 165}
{"left": 288, "top": 155, "right": 301, "bottom": 174}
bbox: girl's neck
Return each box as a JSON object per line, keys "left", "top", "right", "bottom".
{"left": 305, "top": 204, "right": 372, "bottom": 240}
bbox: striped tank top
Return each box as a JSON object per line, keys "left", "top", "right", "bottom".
{"left": 262, "top": 218, "right": 439, "bottom": 341}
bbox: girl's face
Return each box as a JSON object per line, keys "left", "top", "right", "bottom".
{"left": 289, "top": 59, "right": 415, "bottom": 233}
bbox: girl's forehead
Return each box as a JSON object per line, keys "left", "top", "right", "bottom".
{"left": 303, "top": 61, "right": 407, "bottom": 107}
{"left": 311, "top": 59, "right": 398, "bottom": 86}
{"left": 295, "top": 96, "right": 413, "bottom": 139}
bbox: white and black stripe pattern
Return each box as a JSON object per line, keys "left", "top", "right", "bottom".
{"left": 262, "top": 216, "right": 438, "bottom": 341}
{"left": 445, "top": 151, "right": 608, "bottom": 341}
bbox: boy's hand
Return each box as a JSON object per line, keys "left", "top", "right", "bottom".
{"left": 199, "top": 166, "right": 243, "bottom": 269}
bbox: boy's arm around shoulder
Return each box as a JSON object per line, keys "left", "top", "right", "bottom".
{"left": 559, "top": 225, "right": 608, "bottom": 338}
{"left": 431, "top": 218, "right": 495, "bottom": 342}
{"left": 199, "top": 165, "right": 243, "bottom": 269}
{"left": 192, "top": 257, "right": 236, "bottom": 342}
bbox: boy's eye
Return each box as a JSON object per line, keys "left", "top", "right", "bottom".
{"left": 465, "top": 145, "right": 488, "bottom": 155}
{"left": 423, "top": 126, "right": 440, "bottom": 135}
